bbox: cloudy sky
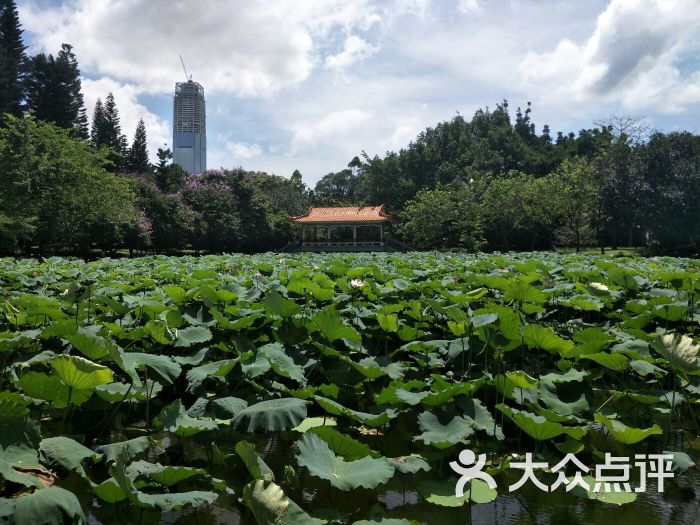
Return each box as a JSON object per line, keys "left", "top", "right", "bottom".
{"left": 18, "top": 0, "right": 700, "bottom": 185}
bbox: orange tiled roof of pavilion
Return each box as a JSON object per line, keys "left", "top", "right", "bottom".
{"left": 290, "top": 206, "right": 392, "bottom": 223}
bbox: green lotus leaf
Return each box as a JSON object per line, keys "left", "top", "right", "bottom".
{"left": 375, "top": 380, "right": 428, "bottom": 406}
{"left": 580, "top": 352, "right": 629, "bottom": 371}
{"left": 503, "top": 281, "right": 546, "bottom": 304}
{"left": 109, "top": 447, "right": 218, "bottom": 511}
{"left": 296, "top": 434, "right": 394, "bottom": 490}
{"left": 352, "top": 518, "right": 419, "bottom": 525}
{"left": 506, "top": 370, "right": 539, "bottom": 389}
{"left": 418, "top": 478, "right": 496, "bottom": 506}
{"left": 376, "top": 313, "right": 399, "bottom": 333}
{"left": 1, "top": 459, "right": 43, "bottom": 488}
{"left": 144, "top": 320, "right": 175, "bottom": 345}
{"left": 389, "top": 454, "right": 430, "bottom": 474}
{"left": 560, "top": 294, "right": 603, "bottom": 312}
{"left": 537, "top": 369, "right": 590, "bottom": 416}
{"left": 174, "top": 326, "right": 212, "bottom": 347}
{"left": 605, "top": 266, "right": 638, "bottom": 290}
{"left": 91, "top": 477, "right": 128, "bottom": 503}
{"left": 186, "top": 358, "right": 240, "bottom": 391}
{"left": 312, "top": 309, "right": 361, "bottom": 342}
{"left": 663, "top": 450, "right": 695, "bottom": 474}
{"left": 50, "top": 354, "right": 113, "bottom": 391}
{"left": 172, "top": 347, "right": 210, "bottom": 366}
{"left": 261, "top": 343, "right": 306, "bottom": 384}
{"left": 135, "top": 490, "right": 218, "bottom": 511}
{"left": 95, "top": 437, "right": 150, "bottom": 463}
{"left": 471, "top": 312, "right": 499, "bottom": 328}
{"left": 350, "top": 356, "right": 406, "bottom": 380}
{"left": 522, "top": 324, "right": 574, "bottom": 355}
{"left": 18, "top": 371, "right": 91, "bottom": 407}
{"left": 593, "top": 413, "right": 663, "bottom": 444}
{"left": 241, "top": 351, "right": 273, "bottom": 378}
{"left": 0, "top": 400, "right": 41, "bottom": 470}
{"left": 236, "top": 441, "right": 275, "bottom": 481}
{"left": 119, "top": 352, "right": 182, "bottom": 386}
{"left": 211, "top": 396, "right": 249, "bottom": 419}
{"left": 292, "top": 417, "right": 337, "bottom": 433}
{"left": 64, "top": 330, "right": 111, "bottom": 360}
{"left": 568, "top": 475, "right": 637, "bottom": 505}
{"left": 126, "top": 461, "right": 207, "bottom": 486}
{"left": 162, "top": 284, "right": 187, "bottom": 304}
{"left": 233, "top": 398, "right": 308, "bottom": 432}
{"left": 457, "top": 397, "right": 504, "bottom": 439}
{"left": 629, "top": 359, "right": 666, "bottom": 377}
{"left": 0, "top": 329, "right": 41, "bottom": 352}
{"left": 654, "top": 303, "right": 688, "bottom": 322}
{"left": 415, "top": 411, "right": 475, "bottom": 448}
{"left": 310, "top": 426, "right": 379, "bottom": 460}
{"left": 160, "top": 400, "right": 217, "bottom": 437}
{"left": 39, "top": 436, "right": 102, "bottom": 475}
{"left": 314, "top": 396, "right": 396, "bottom": 428}
{"left": 6, "top": 487, "right": 85, "bottom": 525}
{"left": 94, "top": 380, "right": 162, "bottom": 403}
{"left": 573, "top": 327, "right": 614, "bottom": 352}
{"left": 262, "top": 292, "right": 300, "bottom": 318}
{"left": 496, "top": 404, "right": 569, "bottom": 440}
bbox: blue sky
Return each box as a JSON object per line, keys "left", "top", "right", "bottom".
{"left": 18, "top": 0, "right": 700, "bottom": 185}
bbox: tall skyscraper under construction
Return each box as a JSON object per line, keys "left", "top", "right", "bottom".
{"left": 173, "top": 80, "right": 206, "bottom": 173}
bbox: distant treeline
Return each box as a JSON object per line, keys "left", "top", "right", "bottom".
{"left": 314, "top": 104, "right": 700, "bottom": 255}
{"left": 1, "top": 0, "right": 698, "bottom": 256}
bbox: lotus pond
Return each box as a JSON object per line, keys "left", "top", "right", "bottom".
{"left": 0, "top": 252, "right": 698, "bottom": 525}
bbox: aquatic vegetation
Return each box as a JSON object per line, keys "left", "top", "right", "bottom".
{"left": 0, "top": 252, "right": 697, "bottom": 524}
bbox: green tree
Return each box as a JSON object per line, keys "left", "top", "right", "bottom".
{"left": 640, "top": 132, "right": 700, "bottom": 254}
{"left": 153, "top": 147, "right": 185, "bottom": 193}
{"left": 550, "top": 158, "right": 597, "bottom": 252}
{"left": 127, "top": 118, "right": 150, "bottom": 174}
{"left": 313, "top": 168, "right": 358, "bottom": 205}
{"left": 136, "top": 182, "right": 195, "bottom": 252}
{"left": 0, "top": 0, "right": 26, "bottom": 120}
{"left": 25, "top": 44, "right": 88, "bottom": 137}
{"left": 90, "top": 98, "right": 106, "bottom": 145}
{"left": 0, "top": 115, "right": 137, "bottom": 254}
{"left": 91, "top": 92, "right": 128, "bottom": 171}
{"left": 0, "top": 114, "right": 36, "bottom": 252}
{"left": 398, "top": 184, "right": 484, "bottom": 250}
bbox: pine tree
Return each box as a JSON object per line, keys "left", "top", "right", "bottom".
{"left": 56, "top": 44, "right": 88, "bottom": 138}
{"left": 93, "top": 92, "right": 128, "bottom": 171}
{"left": 127, "top": 118, "right": 150, "bottom": 174}
{"left": 25, "top": 44, "right": 88, "bottom": 137}
{"left": 0, "top": 0, "right": 26, "bottom": 120}
{"left": 102, "top": 93, "right": 123, "bottom": 146}
{"left": 90, "top": 98, "right": 106, "bottom": 145}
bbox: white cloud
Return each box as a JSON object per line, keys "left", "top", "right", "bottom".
{"left": 226, "top": 141, "right": 263, "bottom": 160}
{"left": 19, "top": 0, "right": 700, "bottom": 184}
{"left": 82, "top": 77, "right": 170, "bottom": 163}
{"left": 290, "top": 109, "right": 372, "bottom": 152}
{"left": 457, "top": 0, "right": 482, "bottom": 14}
{"left": 382, "top": 120, "right": 423, "bottom": 151}
{"left": 519, "top": 0, "right": 700, "bottom": 112}
{"left": 19, "top": 0, "right": 381, "bottom": 97}
{"left": 326, "top": 35, "right": 379, "bottom": 72}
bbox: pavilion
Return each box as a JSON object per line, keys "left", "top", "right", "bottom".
{"left": 289, "top": 205, "right": 405, "bottom": 252}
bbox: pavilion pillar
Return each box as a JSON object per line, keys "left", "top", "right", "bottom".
{"left": 353, "top": 226, "right": 357, "bottom": 244}
{"left": 380, "top": 223, "right": 384, "bottom": 241}
{"left": 302, "top": 226, "right": 306, "bottom": 243}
